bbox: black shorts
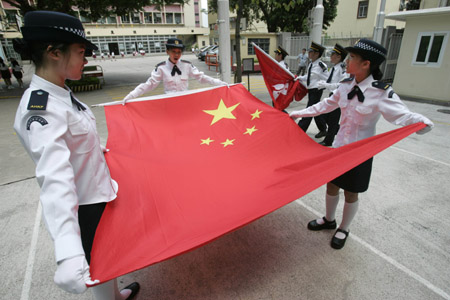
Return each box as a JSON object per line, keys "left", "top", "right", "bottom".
{"left": 78, "top": 202, "right": 106, "bottom": 264}
{"left": 331, "top": 158, "right": 373, "bottom": 193}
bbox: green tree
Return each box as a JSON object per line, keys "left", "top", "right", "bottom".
{"left": 251, "top": 0, "right": 338, "bottom": 33}
{"left": 209, "top": 0, "right": 338, "bottom": 82}
{"left": 4, "top": 0, "right": 188, "bottom": 21}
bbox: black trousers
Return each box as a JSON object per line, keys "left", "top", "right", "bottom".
{"left": 298, "top": 88, "right": 327, "bottom": 133}
{"left": 322, "top": 108, "right": 341, "bottom": 145}
{"left": 78, "top": 202, "right": 107, "bottom": 264}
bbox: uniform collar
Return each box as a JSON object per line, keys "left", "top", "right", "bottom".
{"left": 30, "top": 74, "right": 73, "bottom": 107}
{"left": 167, "top": 58, "right": 179, "bottom": 67}
{"left": 355, "top": 74, "right": 374, "bottom": 93}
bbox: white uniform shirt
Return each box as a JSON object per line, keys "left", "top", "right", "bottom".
{"left": 14, "top": 75, "right": 118, "bottom": 263}
{"left": 126, "top": 58, "right": 225, "bottom": 99}
{"left": 325, "top": 62, "right": 347, "bottom": 93}
{"left": 299, "top": 59, "right": 329, "bottom": 89}
{"left": 291, "top": 75, "right": 432, "bottom": 148}
{"left": 278, "top": 60, "right": 289, "bottom": 70}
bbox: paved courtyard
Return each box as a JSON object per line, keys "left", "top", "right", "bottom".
{"left": 1, "top": 53, "right": 450, "bottom": 300}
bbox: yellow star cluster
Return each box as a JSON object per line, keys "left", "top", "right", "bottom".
{"left": 201, "top": 100, "right": 263, "bottom": 148}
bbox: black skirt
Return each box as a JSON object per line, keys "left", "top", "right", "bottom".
{"left": 78, "top": 202, "right": 107, "bottom": 264}
{"left": 0, "top": 70, "right": 11, "bottom": 79}
{"left": 331, "top": 157, "right": 373, "bottom": 193}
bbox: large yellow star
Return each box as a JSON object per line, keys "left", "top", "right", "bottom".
{"left": 221, "top": 139, "right": 235, "bottom": 147}
{"left": 244, "top": 126, "right": 258, "bottom": 136}
{"left": 251, "top": 109, "right": 262, "bottom": 120}
{"left": 203, "top": 99, "right": 240, "bottom": 125}
{"left": 200, "top": 137, "right": 214, "bottom": 145}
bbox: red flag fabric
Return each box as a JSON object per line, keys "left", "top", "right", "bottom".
{"left": 90, "top": 84, "right": 424, "bottom": 282}
{"left": 253, "top": 43, "right": 308, "bottom": 111}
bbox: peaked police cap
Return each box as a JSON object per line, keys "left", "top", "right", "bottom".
{"left": 166, "top": 38, "right": 185, "bottom": 50}
{"left": 21, "top": 11, "right": 97, "bottom": 50}
{"left": 345, "top": 38, "right": 387, "bottom": 65}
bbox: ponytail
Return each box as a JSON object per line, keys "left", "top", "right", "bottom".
{"left": 370, "top": 64, "right": 383, "bottom": 80}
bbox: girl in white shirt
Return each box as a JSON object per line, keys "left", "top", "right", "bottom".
{"left": 13, "top": 10, "right": 139, "bottom": 300}
{"left": 289, "top": 39, "right": 433, "bottom": 250}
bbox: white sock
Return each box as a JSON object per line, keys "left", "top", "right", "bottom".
{"left": 325, "top": 193, "right": 340, "bottom": 222}
{"left": 120, "top": 288, "right": 132, "bottom": 299}
{"left": 316, "top": 193, "right": 340, "bottom": 225}
{"left": 335, "top": 200, "right": 359, "bottom": 239}
{"left": 91, "top": 278, "right": 128, "bottom": 300}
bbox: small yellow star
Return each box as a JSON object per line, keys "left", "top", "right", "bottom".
{"left": 203, "top": 99, "right": 240, "bottom": 125}
{"left": 251, "top": 109, "right": 262, "bottom": 120}
{"left": 200, "top": 137, "right": 214, "bottom": 145}
{"left": 244, "top": 126, "right": 258, "bottom": 136}
{"left": 221, "top": 139, "right": 235, "bottom": 147}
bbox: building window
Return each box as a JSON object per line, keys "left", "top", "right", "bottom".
{"left": 166, "top": 13, "right": 174, "bottom": 24}
{"left": 413, "top": 32, "right": 448, "bottom": 66}
{"left": 248, "top": 38, "right": 270, "bottom": 55}
{"left": 132, "top": 13, "right": 141, "bottom": 24}
{"left": 144, "top": 13, "right": 153, "bottom": 23}
{"left": 154, "top": 13, "right": 162, "bottom": 24}
{"left": 357, "top": 1, "right": 369, "bottom": 18}
{"left": 121, "top": 15, "right": 130, "bottom": 23}
{"left": 175, "top": 13, "right": 182, "bottom": 24}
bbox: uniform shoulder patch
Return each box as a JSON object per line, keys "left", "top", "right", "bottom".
{"left": 180, "top": 59, "right": 192, "bottom": 64}
{"left": 388, "top": 90, "right": 396, "bottom": 98}
{"left": 318, "top": 61, "right": 327, "bottom": 72}
{"left": 27, "top": 90, "right": 49, "bottom": 110}
{"left": 26, "top": 115, "right": 48, "bottom": 130}
{"left": 340, "top": 76, "right": 354, "bottom": 83}
{"left": 155, "top": 61, "right": 166, "bottom": 71}
{"left": 372, "top": 81, "right": 391, "bottom": 90}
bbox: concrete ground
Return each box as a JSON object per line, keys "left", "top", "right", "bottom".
{"left": 1, "top": 53, "right": 450, "bottom": 300}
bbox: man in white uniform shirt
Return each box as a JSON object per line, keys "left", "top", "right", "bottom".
{"left": 123, "top": 38, "right": 226, "bottom": 103}
{"left": 297, "top": 41, "right": 329, "bottom": 138}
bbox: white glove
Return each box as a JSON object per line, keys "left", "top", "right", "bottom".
{"left": 100, "top": 145, "right": 109, "bottom": 153}
{"left": 54, "top": 255, "right": 99, "bottom": 294}
{"left": 416, "top": 118, "right": 434, "bottom": 135}
{"left": 289, "top": 110, "right": 303, "bottom": 119}
{"left": 316, "top": 80, "right": 330, "bottom": 90}
{"left": 122, "top": 94, "right": 134, "bottom": 105}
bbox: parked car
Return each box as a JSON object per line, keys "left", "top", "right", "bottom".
{"left": 198, "top": 45, "right": 218, "bottom": 61}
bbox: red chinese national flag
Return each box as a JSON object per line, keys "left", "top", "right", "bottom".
{"left": 89, "top": 84, "right": 424, "bottom": 282}
{"left": 253, "top": 43, "right": 308, "bottom": 111}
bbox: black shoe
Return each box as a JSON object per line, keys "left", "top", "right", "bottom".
{"left": 123, "top": 282, "right": 140, "bottom": 300}
{"left": 319, "top": 140, "right": 332, "bottom": 146}
{"left": 314, "top": 131, "right": 327, "bottom": 138}
{"left": 307, "top": 217, "right": 337, "bottom": 231}
{"left": 331, "top": 229, "right": 349, "bottom": 249}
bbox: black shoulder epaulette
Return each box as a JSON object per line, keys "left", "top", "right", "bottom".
{"left": 340, "top": 76, "right": 354, "bottom": 83}
{"left": 181, "top": 59, "right": 192, "bottom": 64}
{"left": 155, "top": 61, "right": 166, "bottom": 71}
{"left": 27, "top": 89, "right": 49, "bottom": 110}
{"left": 388, "top": 90, "right": 396, "bottom": 98}
{"left": 318, "top": 61, "right": 327, "bottom": 72}
{"left": 372, "top": 81, "right": 391, "bottom": 90}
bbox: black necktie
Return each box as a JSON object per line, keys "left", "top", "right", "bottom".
{"left": 70, "top": 93, "right": 86, "bottom": 111}
{"left": 307, "top": 63, "right": 312, "bottom": 86}
{"left": 347, "top": 85, "right": 365, "bottom": 102}
{"left": 327, "top": 67, "right": 335, "bottom": 83}
{"left": 171, "top": 65, "right": 181, "bottom": 76}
